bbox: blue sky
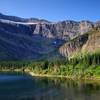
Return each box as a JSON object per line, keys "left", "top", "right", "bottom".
{"left": 0, "top": 0, "right": 100, "bottom": 22}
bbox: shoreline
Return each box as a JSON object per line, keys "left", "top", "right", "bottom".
{"left": 0, "top": 70, "right": 100, "bottom": 81}
{"left": 28, "top": 71, "right": 100, "bottom": 81}
{"left": 29, "top": 72, "right": 71, "bottom": 78}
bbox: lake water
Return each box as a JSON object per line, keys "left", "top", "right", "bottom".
{"left": 0, "top": 72, "right": 100, "bottom": 100}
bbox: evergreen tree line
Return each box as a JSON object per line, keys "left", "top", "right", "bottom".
{"left": 0, "top": 52, "right": 99, "bottom": 77}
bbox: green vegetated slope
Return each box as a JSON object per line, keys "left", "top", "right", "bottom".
{"left": 57, "top": 28, "right": 100, "bottom": 78}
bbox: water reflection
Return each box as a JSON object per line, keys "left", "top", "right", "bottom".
{"left": 0, "top": 72, "right": 100, "bottom": 100}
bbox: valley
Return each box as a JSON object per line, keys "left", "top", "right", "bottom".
{"left": 0, "top": 13, "right": 99, "bottom": 79}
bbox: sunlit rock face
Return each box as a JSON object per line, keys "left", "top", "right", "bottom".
{"left": 30, "top": 20, "right": 94, "bottom": 41}
{"left": 59, "top": 34, "right": 89, "bottom": 58}
{"left": 59, "top": 29, "right": 100, "bottom": 58}
{"left": 79, "top": 21, "right": 94, "bottom": 34}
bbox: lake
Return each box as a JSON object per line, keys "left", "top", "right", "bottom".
{"left": 0, "top": 72, "right": 100, "bottom": 100}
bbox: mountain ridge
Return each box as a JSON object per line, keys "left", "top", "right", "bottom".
{"left": 0, "top": 13, "right": 96, "bottom": 40}
{"left": 0, "top": 13, "right": 100, "bottom": 60}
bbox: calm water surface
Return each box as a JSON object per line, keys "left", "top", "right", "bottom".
{"left": 0, "top": 72, "right": 100, "bottom": 100}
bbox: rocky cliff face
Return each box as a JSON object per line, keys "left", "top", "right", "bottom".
{"left": 0, "top": 13, "right": 99, "bottom": 60}
{"left": 59, "top": 34, "right": 89, "bottom": 58}
{"left": 30, "top": 20, "right": 94, "bottom": 40}
{"left": 59, "top": 28, "right": 100, "bottom": 58}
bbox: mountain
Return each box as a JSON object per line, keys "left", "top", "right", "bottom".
{"left": 0, "top": 15, "right": 64, "bottom": 60}
{"left": 0, "top": 23, "right": 64, "bottom": 60}
{"left": 0, "top": 13, "right": 94, "bottom": 39}
{"left": 0, "top": 13, "right": 99, "bottom": 60}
